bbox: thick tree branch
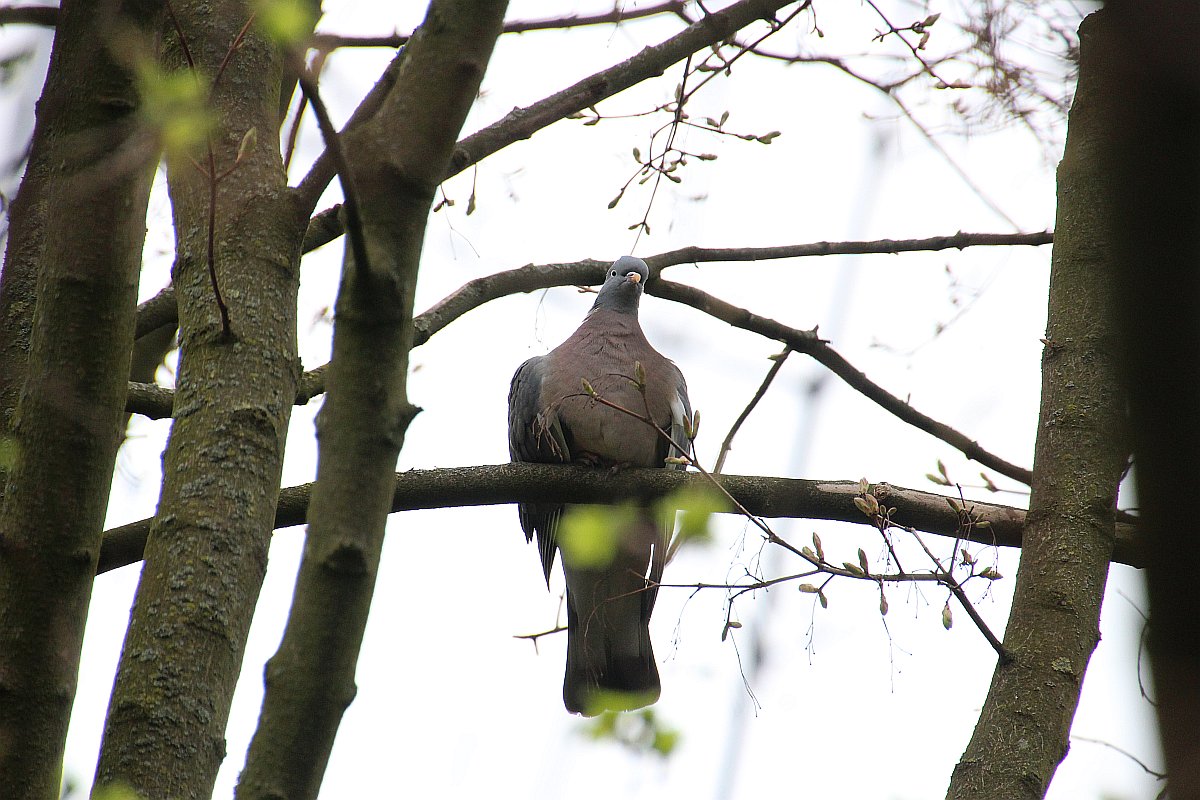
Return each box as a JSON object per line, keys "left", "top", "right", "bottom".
{"left": 0, "top": 2, "right": 164, "bottom": 794}
{"left": 0, "top": 4, "right": 57, "bottom": 26}
{"left": 93, "top": 2, "right": 307, "bottom": 796}
{"left": 1105, "top": 2, "right": 1200, "bottom": 796}
{"left": 236, "top": 5, "right": 508, "bottom": 799}
{"left": 96, "top": 464, "right": 1143, "bottom": 576}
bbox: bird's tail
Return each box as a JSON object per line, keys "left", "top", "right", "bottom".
{"left": 561, "top": 536, "right": 661, "bottom": 716}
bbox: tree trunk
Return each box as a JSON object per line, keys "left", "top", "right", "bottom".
{"left": 91, "top": 2, "right": 306, "bottom": 797}
{"left": 0, "top": 1, "right": 164, "bottom": 796}
{"left": 235, "top": 3, "right": 508, "bottom": 798}
{"left": 945, "top": 10, "right": 1127, "bottom": 798}
{"left": 1103, "top": 3, "right": 1200, "bottom": 797}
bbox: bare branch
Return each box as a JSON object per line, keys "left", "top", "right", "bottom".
{"left": 126, "top": 230, "right": 1056, "bottom": 443}
{"left": 293, "top": 62, "right": 371, "bottom": 278}
{"left": 648, "top": 279, "right": 1034, "bottom": 484}
{"left": 134, "top": 230, "right": 1052, "bottom": 342}
{"left": 309, "top": 2, "right": 689, "bottom": 51}
{"left": 715, "top": 349, "right": 791, "bottom": 473}
{"left": 0, "top": 4, "right": 57, "bottom": 26}
{"left": 96, "top": 464, "right": 1144, "bottom": 576}
{"left": 135, "top": 286, "right": 177, "bottom": 339}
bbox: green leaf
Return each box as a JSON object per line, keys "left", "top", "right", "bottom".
{"left": 559, "top": 505, "right": 637, "bottom": 569}
{"left": 135, "top": 62, "right": 213, "bottom": 159}
{"left": 659, "top": 486, "right": 729, "bottom": 548}
{"left": 252, "top": 0, "right": 319, "bottom": 45}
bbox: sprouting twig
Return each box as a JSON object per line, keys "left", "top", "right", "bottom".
{"left": 594, "top": 368, "right": 1009, "bottom": 659}
{"left": 856, "top": 487, "right": 1009, "bottom": 662}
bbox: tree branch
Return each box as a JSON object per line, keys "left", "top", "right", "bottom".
{"left": 309, "top": 2, "right": 689, "bottom": 51}
{"left": 235, "top": 4, "right": 508, "bottom": 798}
{"left": 647, "top": 279, "right": 1035, "bottom": 484}
{"left": 298, "top": 0, "right": 800, "bottom": 243}
{"left": 0, "top": 4, "right": 57, "bottom": 26}
{"left": 947, "top": 11, "right": 1127, "bottom": 796}
{"left": 715, "top": 348, "right": 791, "bottom": 473}
{"left": 96, "top": 464, "right": 1144, "bottom": 576}
{"left": 127, "top": 235, "right": 1045, "bottom": 487}
{"left": 128, "top": 231, "right": 1053, "bottom": 418}
{"left": 0, "top": 3, "right": 164, "bottom": 794}
{"left": 293, "top": 63, "right": 371, "bottom": 277}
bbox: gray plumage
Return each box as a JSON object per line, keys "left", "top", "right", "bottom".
{"left": 508, "top": 256, "right": 691, "bottom": 715}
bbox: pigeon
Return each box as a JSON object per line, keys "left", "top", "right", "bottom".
{"left": 508, "top": 256, "right": 692, "bottom": 715}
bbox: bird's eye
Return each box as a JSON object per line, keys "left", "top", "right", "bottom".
{"left": 610, "top": 270, "right": 617, "bottom": 277}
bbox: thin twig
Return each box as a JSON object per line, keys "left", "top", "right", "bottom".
{"left": 294, "top": 62, "right": 371, "bottom": 279}
{"left": 310, "top": 2, "right": 690, "bottom": 51}
{"left": 211, "top": 14, "right": 256, "bottom": 99}
{"left": 714, "top": 349, "right": 791, "bottom": 473}
{"left": 204, "top": 145, "right": 231, "bottom": 338}
{"left": 903, "top": 519, "right": 1009, "bottom": 662}
{"left": 631, "top": 52, "right": 693, "bottom": 246}
{"left": 1070, "top": 737, "right": 1167, "bottom": 781}
{"left": 295, "top": 0, "right": 800, "bottom": 220}
{"left": 592, "top": 379, "right": 1009, "bottom": 659}
{"left": 862, "top": 0, "right": 950, "bottom": 87}
{"left": 164, "top": 0, "right": 196, "bottom": 71}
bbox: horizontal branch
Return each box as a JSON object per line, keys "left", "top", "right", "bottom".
{"left": 126, "top": 233, "right": 1054, "bottom": 446}
{"left": 309, "top": 2, "right": 688, "bottom": 51}
{"left": 0, "top": 4, "right": 57, "bottom": 26}
{"left": 0, "top": 3, "right": 688, "bottom": 36}
{"left": 96, "top": 463, "right": 1143, "bottom": 576}
{"left": 136, "top": 231, "right": 1052, "bottom": 340}
{"left": 134, "top": 286, "right": 178, "bottom": 338}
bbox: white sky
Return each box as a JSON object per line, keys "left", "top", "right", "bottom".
{"left": 3, "top": 1, "right": 1159, "bottom": 798}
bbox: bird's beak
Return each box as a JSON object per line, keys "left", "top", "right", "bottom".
{"left": 627, "top": 272, "right": 642, "bottom": 284}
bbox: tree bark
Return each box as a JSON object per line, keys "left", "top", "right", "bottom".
{"left": 945, "top": 11, "right": 1126, "bottom": 799}
{"left": 1102, "top": 3, "right": 1200, "bottom": 797}
{"left": 0, "top": 0, "right": 164, "bottom": 796}
{"left": 234, "top": 3, "right": 508, "bottom": 799}
{"left": 92, "top": 2, "right": 306, "bottom": 797}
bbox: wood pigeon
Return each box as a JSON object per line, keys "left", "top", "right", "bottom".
{"left": 508, "top": 256, "right": 692, "bottom": 715}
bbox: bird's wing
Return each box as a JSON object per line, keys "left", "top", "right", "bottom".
{"left": 646, "top": 366, "right": 692, "bottom": 616}
{"left": 508, "top": 354, "right": 569, "bottom": 582}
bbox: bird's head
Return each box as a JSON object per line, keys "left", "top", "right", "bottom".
{"left": 590, "top": 256, "right": 649, "bottom": 315}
